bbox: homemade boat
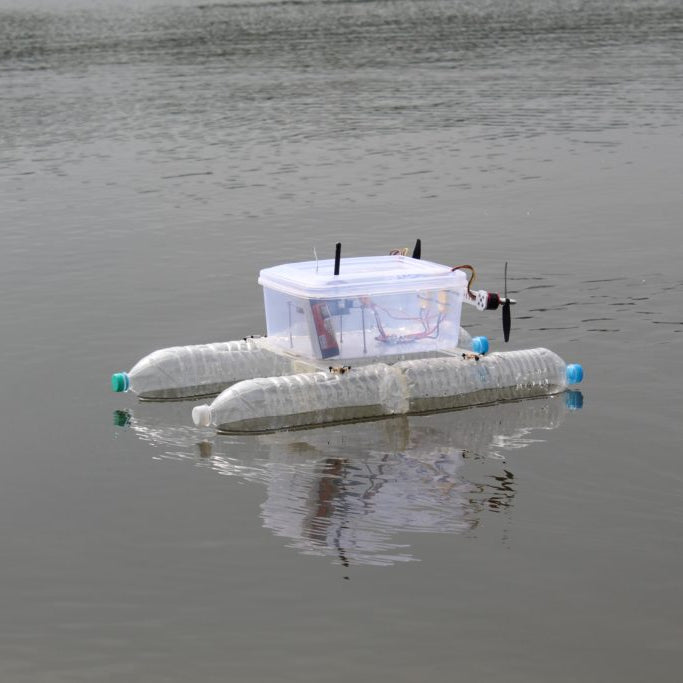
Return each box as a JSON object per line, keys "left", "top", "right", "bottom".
{"left": 111, "top": 241, "right": 583, "bottom": 432}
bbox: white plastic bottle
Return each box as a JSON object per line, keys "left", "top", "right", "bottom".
{"left": 111, "top": 326, "right": 477, "bottom": 401}
{"left": 111, "top": 338, "right": 300, "bottom": 400}
{"left": 192, "top": 363, "right": 408, "bottom": 433}
{"left": 396, "top": 347, "right": 583, "bottom": 413}
{"left": 192, "top": 348, "right": 583, "bottom": 432}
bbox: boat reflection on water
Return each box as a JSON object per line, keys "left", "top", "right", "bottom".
{"left": 114, "top": 393, "right": 582, "bottom": 566}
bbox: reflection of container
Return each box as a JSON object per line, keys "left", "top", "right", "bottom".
{"left": 258, "top": 256, "right": 468, "bottom": 360}
{"left": 119, "top": 395, "right": 574, "bottom": 567}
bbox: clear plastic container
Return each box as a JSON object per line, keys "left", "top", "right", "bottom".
{"left": 258, "top": 255, "right": 468, "bottom": 361}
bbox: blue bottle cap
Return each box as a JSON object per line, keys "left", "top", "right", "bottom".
{"left": 564, "top": 390, "right": 584, "bottom": 411}
{"left": 566, "top": 363, "right": 584, "bottom": 385}
{"left": 471, "top": 336, "right": 489, "bottom": 355}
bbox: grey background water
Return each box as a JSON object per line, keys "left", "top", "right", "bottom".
{"left": 1, "top": 0, "right": 682, "bottom": 680}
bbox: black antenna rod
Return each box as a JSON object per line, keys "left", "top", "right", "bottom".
{"left": 412, "top": 238, "right": 422, "bottom": 259}
{"left": 334, "top": 242, "right": 341, "bottom": 275}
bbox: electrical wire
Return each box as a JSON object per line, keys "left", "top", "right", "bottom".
{"left": 451, "top": 264, "right": 477, "bottom": 301}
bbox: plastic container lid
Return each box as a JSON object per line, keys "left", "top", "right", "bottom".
{"left": 258, "top": 255, "right": 468, "bottom": 299}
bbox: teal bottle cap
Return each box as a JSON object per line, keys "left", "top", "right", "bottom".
{"left": 111, "top": 372, "right": 130, "bottom": 392}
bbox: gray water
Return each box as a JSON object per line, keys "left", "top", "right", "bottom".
{"left": 1, "top": 0, "right": 682, "bottom": 680}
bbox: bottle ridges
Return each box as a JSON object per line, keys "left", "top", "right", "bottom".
{"left": 200, "top": 347, "right": 571, "bottom": 432}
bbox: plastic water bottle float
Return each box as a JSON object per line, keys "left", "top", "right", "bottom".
{"left": 111, "top": 240, "right": 583, "bottom": 432}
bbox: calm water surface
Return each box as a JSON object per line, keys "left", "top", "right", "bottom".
{"left": 1, "top": 0, "right": 682, "bottom": 681}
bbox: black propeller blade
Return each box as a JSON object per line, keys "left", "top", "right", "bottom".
{"left": 412, "top": 238, "right": 421, "bottom": 259}
{"left": 502, "top": 300, "right": 511, "bottom": 342}
{"left": 502, "top": 261, "right": 511, "bottom": 342}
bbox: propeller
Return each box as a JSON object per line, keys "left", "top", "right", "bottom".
{"left": 502, "top": 261, "right": 511, "bottom": 342}
{"left": 453, "top": 263, "right": 517, "bottom": 343}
